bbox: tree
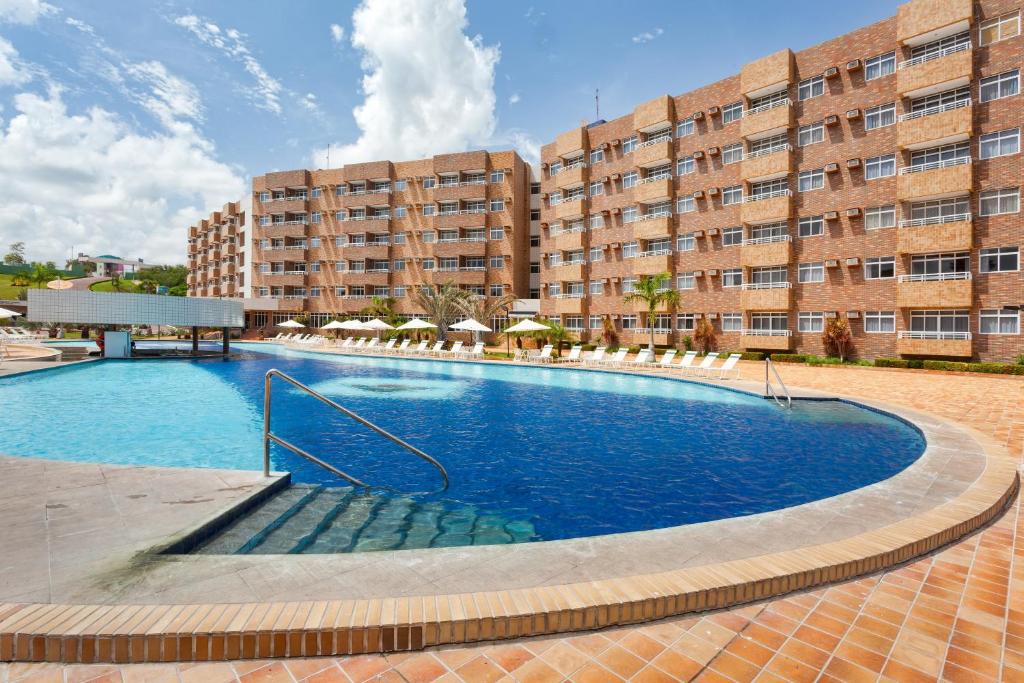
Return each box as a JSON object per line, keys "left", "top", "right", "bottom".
{"left": 693, "top": 317, "right": 716, "bottom": 354}
{"left": 136, "top": 265, "right": 187, "bottom": 289}
{"left": 601, "top": 314, "right": 618, "bottom": 346}
{"left": 167, "top": 284, "right": 187, "bottom": 297}
{"left": 29, "top": 262, "right": 55, "bottom": 289}
{"left": 622, "top": 272, "right": 681, "bottom": 351}
{"left": 110, "top": 273, "right": 124, "bottom": 292}
{"left": 822, "top": 317, "right": 853, "bottom": 361}
{"left": 139, "top": 279, "right": 160, "bottom": 294}
{"left": 359, "top": 296, "right": 399, "bottom": 324}
{"left": 3, "top": 242, "right": 25, "bottom": 265}
{"left": 82, "top": 261, "right": 97, "bottom": 275}
{"left": 532, "top": 318, "right": 573, "bottom": 357}
{"left": 457, "top": 292, "right": 517, "bottom": 343}
{"left": 412, "top": 282, "right": 471, "bottom": 341}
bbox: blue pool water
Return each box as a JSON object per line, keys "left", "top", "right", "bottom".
{"left": 0, "top": 343, "right": 926, "bottom": 541}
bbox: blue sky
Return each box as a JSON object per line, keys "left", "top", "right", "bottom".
{"left": 0, "top": 0, "right": 899, "bottom": 264}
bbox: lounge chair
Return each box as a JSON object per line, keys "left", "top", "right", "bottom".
{"left": 676, "top": 350, "right": 698, "bottom": 370}
{"left": 381, "top": 338, "right": 397, "bottom": 352}
{"left": 707, "top": 353, "right": 743, "bottom": 380}
{"left": 527, "top": 344, "right": 554, "bottom": 363}
{"left": 351, "top": 338, "right": 367, "bottom": 350}
{"left": 686, "top": 352, "right": 720, "bottom": 377}
{"left": 264, "top": 332, "right": 284, "bottom": 341}
{"left": 427, "top": 340, "right": 446, "bottom": 356}
{"left": 408, "top": 340, "right": 430, "bottom": 355}
{"left": 656, "top": 349, "right": 678, "bottom": 367}
{"left": 443, "top": 340, "right": 464, "bottom": 357}
{"left": 625, "top": 348, "right": 652, "bottom": 367}
{"left": 362, "top": 338, "right": 379, "bottom": 352}
{"left": 599, "top": 348, "right": 629, "bottom": 367}
{"left": 558, "top": 345, "right": 583, "bottom": 363}
{"left": 461, "top": 341, "right": 484, "bottom": 359}
{"left": 392, "top": 339, "right": 410, "bottom": 354}
{"left": 337, "top": 336, "right": 354, "bottom": 347}
{"left": 583, "top": 346, "right": 606, "bottom": 366}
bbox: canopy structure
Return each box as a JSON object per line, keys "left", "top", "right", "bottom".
{"left": 363, "top": 319, "right": 394, "bottom": 330}
{"left": 395, "top": 318, "right": 437, "bottom": 331}
{"left": 451, "top": 319, "right": 491, "bottom": 333}
{"left": 277, "top": 319, "right": 304, "bottom": 328}
{"left": 320, "top": 320, "right": 349, "bottom": 330}
{"left": 504, "top": 319, "right": 550, "bottom": 333}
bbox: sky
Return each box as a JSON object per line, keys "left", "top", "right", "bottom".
{"left": 0, "top": 0, "right": 899, "bottom": 265}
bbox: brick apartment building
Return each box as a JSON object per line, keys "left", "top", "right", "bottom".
{"left": 186, "top": 200, "right": 250, "bottom": 299}
{"left": 242, "top": 150, "right": 536, "bottom": 330}
{"left": 538, "top": 0, "right": 1022, "bottom": 362}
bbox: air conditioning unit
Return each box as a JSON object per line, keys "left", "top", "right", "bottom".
{"left": 599, "top": 142, "right": 610, "bottom": 150}
{"left": 845, "top": 257, "right": 860, "bottom": 266}
{"left": 846, "top": 207, "right": 861, "bottom": 217}
{"left": 692, "top": 190, "right": 705, "bottom": 199}
{"left": 824, "top": 66, "right": 839, "bottom": 78}
{"left": 825, "top": 162, "right": 839, "bottom": 173}
{"left": 846, "top": 158, "right": 862, "bottom": 169}
{"left": 706, "top": 228, "right": 719, "bottom": 235}
{"left": 825, "top": 311, "right": 838, "bottom": 319}
{"left": 825, "top": 259, "right": 839, "bottom": 268}
{"left": 708, "top": 105, "right": 720, "bottom": 116}
{"left": 693, "top": 270, "right": 704, "bottom": 277}
{"left": 707, "top": 146, "right": 720, "bottom": 156}
{"left": 707, "top": 187, "right": 720, "bottom": 196}
{"left": 610, "top": 173, "right": 621, "bottom": 180}
{"left": 846, "top": 108, "right": 862, "bottom": 120}
{"left": 825, "top": 114, "right": 839, "bottom": 126}
{"left": 692, "top": 110, "right": 705, "bottom": 120}
{"left": 693, "top": 230, "right": 705, "bottom": 238}
{"left": 846, "top": 58, "right": 862, "bottom": 71}
{"left": 707, "top": 313, "right": 718, "bottom": 319}
{"left": 540, "top": 162, "right": 548, "bottom": 169}
{"left": 824, "top": 211, "right": 839, "bottom": 220}
{"left": 611, "top": 207, "right": 621, "bottom": 214}
{"left": 707, "top": 269, "right": 718, "bottom": 276}
{"left": 847, "top": 310, "right": 860, "bottom": 319}
{"left": 693, "top": 150, "right": 705, "bottom": 159}
{"left": 600, "top": 176, "right": 610, "bottom": 183}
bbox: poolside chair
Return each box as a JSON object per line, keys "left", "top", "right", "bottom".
{"left": 599, "top": 348, "right": 629, "bottom": 367}
{"left": 381, "top": 338, "right": 397, "bottom": 352}
{"left": 461, "top": 341, "right": 484, "bottom": 359}
{"left": 427, "top": 340, "right": 446, "bottom": 356}
{"left": 557, "top": 345, "right": 583, "bottom": 363}
{"left": 362, "top": 338, "right": 379, "bottom": 352}
{"left": 351, "top": 338, "right": 367, "bottom": 350}
{"left": 527, "top": 344, "right": 554, "bottom": 362}
{"left": 444, "top": 341, "right": 464, "bottom": 357}
{"left": 707, "top": 353, "right": 743, "bottom": 380}
{"left": 657, "top": 349, "right": 678, "bottom": 368}
{"left": 583, "top": 346, "right": 606, "bottom": 366}
{"left": 393, "top": 339, "right": 411, "bottom": 354}
{"left": 675, "top": 350, "right": 698, "bottom": 371}
{"left": 409, "top": 340, "right": 430, "bottom": 355}
{"left": 625, "top": 348, "right": 652, "bottom": 367}
{"left": 686, "top": 352, "right": 720, "bottom": 377}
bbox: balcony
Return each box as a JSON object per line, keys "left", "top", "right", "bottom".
{"left": 896, "top": 157, "right": 972, "bottom": 201}
{"left": 741, "top": 145, "right": 793, "bottom": 182}
{"left": 740, "top": 283, "right": 792, "bottom": 310}
{"left": 741, "top": 190, "right": 792, "bottom": 224}
{"left": 341, "top": 216, "right": 391, "bottom": 232}
{"left": 896, "top": 272, "right": 972, "bottom": 308}
{"left": 897, "top": 0, "right": 972, "bottom": 45}
{"left": 629, "top": 299, "right": 673, "bottom": 314}
{"left": 554, "top": 196, "right": 586, "bottom": 220}
{"left": 431, "top": 183, "right": 487, "bottom": 202}
{"left": 554, "top": 163, "right": 588, "bottom": 190}
{"left": 632, "top": 213, "right": 674, "bottom": 240}
{"left": 740, "top": 329, "right": 792, "bottom": 350}
{"left": 432, "top": 238, "right": 486, "bottom": 257}
{"left": 634, "top": 95, "right": 674, "bottom": 132}
{"left": 740, "top": 49, "right": 793, "bottom": 97}
{"left": 552, "top": 295, "right": 587, "bottom": 315}
{"left": 549, "top": 227, "right": 585, "bottom": 251}
{"left": 897, "top": 214, "right": 972, "bottom": 254}
{"left": 897, "top": 100, "right": 972, "bottom": 150}
{"left": 274, "top": 297, "right": 306, "bottom": 312}
{"left": 623, "top": 329, "right": 672, "bottom": 346}
{"left": 260, "top": 223, "right": 307, "bottom": 239}
{"left": 555, "top": 126, "right": 588, "bottom": 157}
{"left": 897, "top": 43, "right": 973, "bottom": 99}
{"left": 896, "top": 331, "right": 972, "bottom": 357}
{"left": 741, "top": 236, "right": 792, "bottom": 267}
{"left": 633, "top": 139, "right": 673, "bottom": 168}
{"left": 549, "top": 261, "right": 586, "bottom": 281}
{"left": 740, "top": 100, "right": 793, "bottom": 140}
{"left": 634, "top": 177, "right": 673, "bottom": 204}
{"left": 632, "top": 251, "right": 673, "bottom": 276}
{"left": 262, "top": 272, "right": 306, "bottom": 287}
{"left": 346, "top": 242, "right": 390, "bottom": 259}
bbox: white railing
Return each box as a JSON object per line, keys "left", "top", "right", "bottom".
{"left": 897, "top": 272, "right": 971, "bottom": 282}
{"left": 551, "top": 292, "right": 586, "bottom": 299}
{"left": 342, "top": 294, "right": 372, "bottom": 299}
{"left": 742, "top": 281, "right": 791, "bottom": 290}
{"left": 898, "top": 41, "right": 971, "bottom": 70}
{"left": 437, "top": 266, "right": 460, "bottom": 272}
{"left": 899, "top": 212, "right": 971, "bottom": 228}
{"left": 264, "top": 195, "right": 307, "bottom": 202}
{"left": 438, "top": 210, "right": 459, "bottom": 216}
{"left": 743, "top": 234, "right": 791, "bottom": 246}
{"left": 640, "top": 173, "right": 672, "bottom": 184}
{"left": 283, "top": 294, "right": 306, "bottom": 299}
{"left": 366, "top": 268, "right": 390, "bottom": 273}
{"left": 549, "top": 224, "right": 586, "bottom": 236}
{"left": 556, "top": 259, "right": 586, "bottom": 266}
{"left": 347, "top": 188, "right": 367, "bottom": 195}
{"left": 899, "top": 98, "right": 971, "bottom": 121}
{"left": 460, "top": 178, "right": 486, "bottom": 186}
{"left": 284, "top": 270, "right": 308, "bottom": 275}
{"left": 744, "top": 189, "right": 791, "bottom": 202}
{"left": 561, "top": 194, "right": 585, "bottom": 203}
{"left": 744, "top": 98, "right": 791, "bottom": 117}
{"left": 460, "top": 236, "right": 487, "bottom": 242}
{"left": 638, "top": 134, "right": 672, "bottom": 148}
{"left": 280, "top": 219, "right": 308, "bottom": 225}
{"left": 562, "top": 160, "right": 587, "bottom": 171}
{"left": 367, "top": 241, "right": 391, "bottom": 246}
{"left": 638, "top": 248, "right": 672, "bottom": 258}
{"left": 460, "top": 208, "right": 487, "bottom": 215}
{"left": 637, "top": 211, "right": 672, "bottom": 221}
{"left": 898, "top": 330, "right": 971, "bottom": 340}
{"left": 747, "top": 143, "right": 792, "bottom": 159}
{"left": 742, "top": 328, "right": 792, "bottom": 337}
{"left": 437, "top": 237, "right": 459, "bottom": 243}
{"left": 631, "top": 327, "right": 674, "bottom": 334}
{"left": 899, "top": 156, "right": 971, "bottom": 175}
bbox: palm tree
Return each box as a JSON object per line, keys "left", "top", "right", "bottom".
{"left": 29, "top": 262, "right": 55, "bottom": 289}
{"left": 139, "top": 279, "right": 159, "bottom": 294}
{"left": 110, "top": 274, "right": 123, "bottom": 292}
{"left": 622, "top": 272, "right": 681, "bottom": 351}
{"left": 456, "top": 292, "right": 517, "bottom": 344}
{"left": 412, "top": 282, "right": 471, "bottom": 341}
{"left": 531, "top": 318, "right": 573, "bottom": 357}
{"left": 359, "top": 296, "right": 398, "bottom": 324}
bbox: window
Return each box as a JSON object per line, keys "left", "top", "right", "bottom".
{"left": 259, "top": 215, "right": 270, "bottom": 226}
{"left": 489, "top": 199, "right": 505, "bottom": 212}
{"left": 909, "top": 87, "right": 970, "bottom": 113}
{"left": 864, "top": 311, "right": 896, "bottom": 333}
{"left": 722, "top": 185, "right": 743, "bottom": 205}
{"left": 310, "top": 211, "right": 321, "bottom": 224}
{"left": 621, "top": 314, "right": 638, "bottom": 329}
{"left": 676, "top": 314, "right": 695, "bottom": 331}
{"left": 722, "top": 227, "right": 743, "bottom": 246}
{"left": 981, "top": 70, "right": 1019, "bottom": 102}
{"left": 910, "top": 252, "right": 969, "bottom": 276}
{"left": 798, "top": 169, "right": 824, "bottom": 192}
{"left": 910, "top": 310, "right": 970, "bottom": 335}
{"left": 622, "top": 206, "right": 638, "bottom": 223}
{"left": 980, "top": 188, "right": 1020, "bottom": 216}
{"left": 909, "top": 142, "right": 969, "bottom": 168}
{"left": 589, "top": 280, "right": 604, "bottom": 295}
{"left": 750, "top": 266, "right": 787, "bottom": 285}
{"left": 864, "top": 256, "right": 896, "bottom": 279}
{"left": 677, "top": 272, "right": 695, "bottom": 290}
{"left": 422, "top": 204, "right": 435, "bottom": 216}
{"left": 589, "top": 214, "right": 605, "bottom": 229}
{"left": 721, "top": 313, "right": 742, "bottom": 332}
{"left": 622, "top": 171, "right": 638, "bottom": 188}
{"left": 798, "top": 312, "right": 824, "bottom": 333}
{"left": 864, "top": 103, "right": 896, "bottom": 130}
{"left": 259, "top": 191, "right": 270, "bottom": 202}
{"left": 421, "top": 258, "right": 435, "bottom": 271}
{"left": 722, "top": 143, "right": 743, "bottom": 164}
{"left": 722, "top": 101, "right": 743, "bottom": 123}
{"left": 489, "top": 256, "right": 504, "bottom": 269}
{"left": 864, "top": 154, "right": 896, "bottom": 180}
{"left": 799, "top": 262, "right": 825, "bottom": 283}
{"left": 722, "top": 268, "right": 743, "bottom": 287}
{"left": 799, "top": 215, "right": 824, "bottom": 237}
{"left": 798, "top": 75, "right": 824, "bottom": 101}
{"left": 589, "top": 149, "right": 604, "bottom": 164}
{"left": 980, "top": 129, "right": 1020, "bottom": 159}
{"left": 676, "top": 155, "right": 695, "bottom": 175}
{"left": 528, "top": 261, "right": 539, "bottom": 274}
{"left": 676, "top": 196, "right": 695, "bottom": 213}
{"left": 589, "top": 247, "right": 603, "bottom": 262}
{"left": 589, "top": 315, "right": 603, "bottom": 330}
{"left": 980, "top": 10, "right": 1020, "bottom": 45}
{"left": 622, "top": 136, "right": 638, "bottom": 153}
{"left": 910, "top": 196, "right": 969, "bottom": 221}
{"left": 750, "top": 313, "right": 788, "bottom": 332}
{"left": 309, "top": 287, "right": 320, "bottom": 298}
{"left": 864, "top": 51, "right": 896, "bottom": 81}
{"left": 677, "top": 232, "right": 695, "bottom": 251}
{"left": 334, "top": 260, "right": 345, "bottom": 272}
{"left": 676, "top": 118, "right": 694, "bottom": 137}
{"left": 489, "top": 170, "right": 504, "bottom": 183}
{"left": 980, "top": 309, "right": 1020, "bottom": 335}
{"left": 980, "top": 247, "right": 1019, "bottom": 273}
{"left": 798, "top": 122, "right": 824, "bottom": 146}
{"left": 622, "top": 241, "right": 638, "bottom": 258}
{"left": 865, "top": 205, "right": 897, "bottom": 229}
{"left": 309, "top": 237, "right": 321, "bottom": 248}
{"left": 422, "top": 177, "right": 435, "bottom": 189}
{"left": 589, "top": 181, "right": 604, "bottom": 196}
{"left": 309, "top": 260, "right": 321, "bottom": 273}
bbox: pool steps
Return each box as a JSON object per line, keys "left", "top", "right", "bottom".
{"left": 192, "top": 485, "right": 538, "bottom": 554}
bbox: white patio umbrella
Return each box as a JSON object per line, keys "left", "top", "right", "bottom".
{"left": 395, "top": 318, "right": 437, "bottom": 331}
{"left": 335, "top": 319, "right": 370, "bottom": 330}
{"left": 0, "top": 307, "right": 21, "bottom": 319}
{"left": 277, "top": 319, "right": 304, "bottom": 328}
{"left": 451, "top": 318, "right": 492, "bottom": 344}
{"left": 362, "top": 318, "right": 394, "bottom": 339}
{"left": 319, "top": 320, "right": 349, "bottom": 330}
{"left": 503, "top": 318, "right": 551, "bottom": 357}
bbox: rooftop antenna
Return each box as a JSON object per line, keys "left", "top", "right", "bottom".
{"left": 595, "top": 89, "right": 600, "bottom": 121}
{"left": 326, "top": 143, "right": 331, "bottom": 168}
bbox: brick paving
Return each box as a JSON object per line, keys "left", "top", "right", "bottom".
{"left": 1, "top": 363, "right": 1022, "bottom": 681}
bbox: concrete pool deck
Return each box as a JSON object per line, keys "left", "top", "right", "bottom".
{"left": 0, "top": 353, "right": 1020, "bottom": 677}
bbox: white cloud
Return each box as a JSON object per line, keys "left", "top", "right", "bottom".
{"left": 173, "top": 14, "right": 283, "bottom": 115}
{"left": 0, "top": 36, "right": 29, "bottom": 85}
{"left": 0, "top": 0, "right": 56, "bottom": 25}
{"left": 508, "top": 92, "right": 520, "bottom": 104}
{"left": 329, "top": 23, "right": 345, "bottom": 44}
{"left": 631, "top": 27, "right": 663, "bottom": 44}
{"left": 314, "top": 0, "right": 499, "bottom": 167}
{"left": 0, "top": 87, "right": 244, "bottom": 264}
{"left": 124, "top": 61, "right": 204, "bottom": 126}
{"left": 504, "top": 130, "right": 539, "bottom": 166}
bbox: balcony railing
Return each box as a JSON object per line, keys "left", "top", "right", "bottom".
{"left": 897, "top": 330, "right": 971, "bottom": 340}
{"left": 899, "top": 156, "right": 971, "bottom": 175}
{"left": 283, "top": 294, "right": 306, "bottom": 300}
{"left": 284, "top": 270, "right": 307, "bottom": 275}
{"left": 460, "top": 236, "right": 487, "bottom": 242}
{"left": 898, "top": 212, "right": 971, "bottom": 228}
{"left": 637, "top": 211, "right": 672, "bottom": 221}
{"left": 638, "top": 248, "right": 672, "bottom": 258}
{"left": 898, "top": 41, "right": 971, "bottom": 70}
{"left": 460, "top": 208, "right": 487, "bottom": 215}
{"left": 744, "top": 98, "right": 791, "bottom": 117}
{"left": 554, "top": 259, "right": 586, "bottom": 266}
{"left": 263, "top": 195, "right": 307, "bottom": 203}
{"left": 640, "top": 173, "right": 672, "bottom": 184}
{"left": 898, "top": 98, "right": 971, "bottom": 122}
{"left": 897, "top": 272, "right": 971, "bottom": 282}
{"left": 742, "top": 328, "right": 792, "bottom": 337}
{"left": 747, "top": 143, "right": 792, "bottom": 159}
{"left": 366, "top": 268, "right": 390, "bottom": 273}
{"left": 742, "top": 281, "right": 791, "bottom": 290}
{"left": 638, "top": 134, "right": 672, "bottom": 148}
{"left": 744, "top": 189, "right": 791, "bottom": 202}
{"left": 551, "top": 292, "right": 586, "bottom": 299}
{"left": 743, "top": 234, "right": 791, "bottom": 246}
{"left": 460, "top": 178, "right": 486, "bottom": 186}
{"left": 549, "top": 224, "right": 586, "bottom": 236}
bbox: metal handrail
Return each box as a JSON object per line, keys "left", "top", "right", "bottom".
{"left": 263, "top": 369, "right": 449, "bottom": 491}
{"left": 765, "top": 358, "right": 792, "bottom": 409}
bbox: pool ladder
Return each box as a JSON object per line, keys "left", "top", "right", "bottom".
{"left": 262, "top": 369, "right": 450, "bottom": 492}
{"left": 764, "top": 359, "right": 793, "bottom": 409}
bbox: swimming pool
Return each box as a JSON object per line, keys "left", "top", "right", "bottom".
{"left": 0, "top": 343, "right": 925, "bottom": 546}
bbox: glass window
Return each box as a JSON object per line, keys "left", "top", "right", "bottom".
{"left": 722, "top": 143, "right": 743, "bottom": 164}
{"left": 798, "top": 122, "right": 824, "bottom": 146}
{"left": 798, "top": 312, "right": 824, "bottom": 333}
{"left": 676, "top": 232, "right": 695, "bottom": 251}
{"left": 622, "top": 241, "right": 638, "bottom": 258}
{"left": 980, "top": 70, "right": 1019, "bottom": 102}
{"left": 910, "top": 310, "right": 970, "bottom": 334}
{"left": 798, "top": 75, "right": 824, "bottom": 101}
{"left": 799, "top": 262, "right": 825, "bottom": 283}
{"left": 673, "top": 314, "right": 694, "bottom": 331}
{"left": 980, "top": 129, "right": 1020, "bottom": 159}
{"left": 798, "top": 215, "right": 824, "bottom": 237}
{"left": 589, "top": 214, "right": 604, "bottom": 229}
{"left": 422, "top": 204, "right": 435, "bottom": 216}
{"left": 864, "top": 103, "right": 896, "bottom": 130}
{"left": 622, "top": 206, "right": 638, "bottom": 223}
{"left": 422, "top": 177, "right": 435, "bottom": 189}
{"left": 722, "top": 268, "right": 743, "bottom": 287}
{"left": 980, "top": 10, "right": 1020, "bottom": 45}
{"left": 676, "top": 155, "right": 695, "bottom": 175}
{"left": 722, "top": 185, "right": 743, "bottom": 205}
{"left": 721, "top": 313, "right": 742, "bottom": 332}
{"left": 589, "top": 148, "right": 604, "bottom": 164}
{"left": 588, "top": 181, "right": 604, "bottom": 196}
{"left": 864, "top": 256, "right": 896, "bottom": 279}
{"left": 864, "top": 51, "right": 896, "bottom": 80}
{"left": 588, "top": 280, "right": 604, "bottom": 295}
{"left": 622, "top": 278, "right": 636, "bottom": 294}
{"left": 909, "top": 142, "right": 969, "bottom": 167}
{"left": 548, "top": 161, "right": 562, "bottom": 177}
{"left": 722, "top": 227, "right": 743, "bottom": 246}
{"left": 721, "top": 101, "right": 743, "bottom": 123}
{"left": 622, "top": 171, "right": 638, "bottom": 188}
{"left": 980, "top": 309, "right": 1020, "bottom": 335}
{"left": 910, "top": 86, "right": 970, "bottom": 113}
{"left": 489, "top": 199, "right": 505, "bottom": 211}
{"left": 622, "top": 136, "right": 638, "bottom": 153}
{"left": 980, "top": 188, "right": 1020, "bottom": 216}
{"left": 864, "top": 154, "right": 896, "bottom": 180}
{"left": 489, "top": 170, "right": 504, "bottom": 183}
{"left": 864, "top": 311, "right": 896, "bottom": 333}
{"left": 589, "top": 247, "right": 603, "bottom": 262}
{"left": 621, "top": 314, "right": 638, "bottom": 329}
{"left": 798, "top": 169, "right": 824, "bottom": 192}
{"left": 979, "top": 247, "right": 1019, "bottom": 273}
{"left": 909, "top": 252, "right": 969, "bottom": 276}
{"left": 910, "top": 196, "right": 970, "bottom": 221}
{"left": 676, "top": 196, "right": 695, "bottom": 213}
{"left": 865, "top": 205, "right": 897, "bottom": 229}
{"left": 677, "top": 272, "right": 695, "bottom": 290}
{"left": 750, "top": 313, "right": 788, "bottom": 331}
{"left": 676, "top": 118, "right": 694, "bottom": 137}
{"left": 589, "top": 315, "right": 603, "bottom": 329}
{"left": 489, "top": 255, "right": 504, "bottom": 269}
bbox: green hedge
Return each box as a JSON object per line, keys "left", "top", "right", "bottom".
{"left": 770, "top": 353, "right": 808, "bottom": 363}
{"left": 922, "top": 360, "right": 970, "bottom": 372}
{"left": 874, "top": 358, "right": 1024, "bottom": 374}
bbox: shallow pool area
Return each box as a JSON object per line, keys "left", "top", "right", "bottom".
{"left": 0, "top": 343, "right": 926, "bottom": 545}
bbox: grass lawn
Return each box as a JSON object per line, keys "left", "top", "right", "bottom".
{"left": 89, "top": 279, "right": 142, "bottom": 293}
{"left": 0, "top": 274, "right": 43, "bottom": 299}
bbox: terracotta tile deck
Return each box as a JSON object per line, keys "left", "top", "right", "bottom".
{"left": 2, "top": 362, "right": 1023, "bottom": 681}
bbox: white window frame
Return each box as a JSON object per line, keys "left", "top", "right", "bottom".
{"left": 722, "top": 143, "right": 743, "bottom": 164}
{"left": 980, "top": 69, "right": 1019, "bottom": 103}
{"left": 798, "top": 75, "right": 824, "bottom": 101}
{"left": 798, "top": 215, "right": 824, "bottom": 237}
{"left": 864, "top": 256, "right": 896, "bottom": 280}
{"left": 721, "top": 313, "right": 742, "bottom": 332}
{"left": 721, "top": 101, "right": 743, "bottom": 124}
{"left": 798, "top": 312, "right": 825, "bottom": 333}
{"left": 622, "top": 171, "right": 638, "bottom": 188}
{"left": 979, "top": 309, "right": 1020, "bottom": 335}
{"left": 798, "top": 122, "right": 824, "bottom": 146}
{"left": 980, "top": 10, "right": 1020, "bottom": 46}
{"left": 722, "top": 268, "right": 743, "bottom": 288}
{"left": 676, "top": 118, "right": 695, "bottom": 137}
{"left": 979, "top": 246, "right": 1019, "bottom": 273}
{"left": 865, "top": 205, "right": 897, "bottom": 230}
{"left": 864, "top": 311, "right": 896, "bottom": 334}
{"left": 979, "top": 188, "right": 1019, "bottom": 216}
{"left": 864, "top": 102, "right": 896, "bottom": 130}
{"left": 864, "top": 51, "right": 896, "bottom": 81}
{"left": 864, "top": 154, "right": 896, "bottom": 180}
{"left": 798, "top": 262, "right": 825, "bottom": 283}
{"left": 721, "top": 226, "right": 743, "bottom": 246}
{"left": 980, "top": 129, "right": 1020, "bottom": 160}
{"left": 798, "top": 169, "right": 824, "bottom": 192}
{"left": 722, "top": 185, "right": 743, "bottom": 205}
{"left": 589, "top": 181, "right": 604, "bottom": 196}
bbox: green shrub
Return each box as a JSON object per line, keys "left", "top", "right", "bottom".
{"left": 853, "top": 359, "right": 874, "bottom": 366}
{"left": 966, "top": 362, "right": 1024, "bottom": 375}
{"left": 922, "top": 360, "right": 970, "bottom": 372}
{"left": 682, "top": 335, "right": 693, "bottom": 352}
{"left": 581, "top": 343, "right": 597, "bottom": 351}
{"left": 771, "top": 353, "right": 808, "bottom": 363}
{"left": 874, "top": 358, "right": 909, "bottom": 368}
{"left": 807, "top": 356, "right": 843, "bottom": 366}
{"left": 1017, "top": 355, "right": 1024, "bottom": 366}
{"left": 740, "top": 352, "right": 765, "bottom": 361}
{"left": 627, "top": 345, "right": 641, "bottom": 354}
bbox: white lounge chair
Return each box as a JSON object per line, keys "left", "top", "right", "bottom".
{"left": 707, "top": 353, "right": 743, "bottom": 380}
{"left": 625, "top": 348, "right": 652, "bottom": 367}
{"left": 461, "top": 341, "right": 484, "bottom": 359}
{"left": 528, "top": 344, "right": 554, "bottom": 362}
{"left": 392, "top": 339, "right": 411, "bottom": 354}
{"left": 676, "top": 350, "right": 698, "bottom": 370}
{"left": 558, "top": 345, "right": 583, "bottom": 363}
{"left": 686, "top": 352, "right": 720, "bottom": 377}
{"left": 444, "top": 341, "right": 464, "bottom": 357}
{"left": 656, "top": 349, "right": 678, "bottom": 367}
{"left": 427, "top": 340, "right": 446, "bottom": 356}
{"left": 351, "top": 338, "right": 367, "bottom": 350}
{"left": 583, "top": 346, "right": 607, "bottom": 366}
{"left": 407, "top": 340, "right": 429, "bottom": 355}
{"left": 337, "top": 337, "right": 354, "bottom": 348}
{"left": 381, "top": 338, "right": 397, "bottom": 352}
{"left": 362, "top": 338, "right": 380, "bottom": 352}
{"left": 600, "top": 348, "right": 629, "bottom": 367}
{"left": 265, "top": 332, "right": 284, "bottom": 341}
